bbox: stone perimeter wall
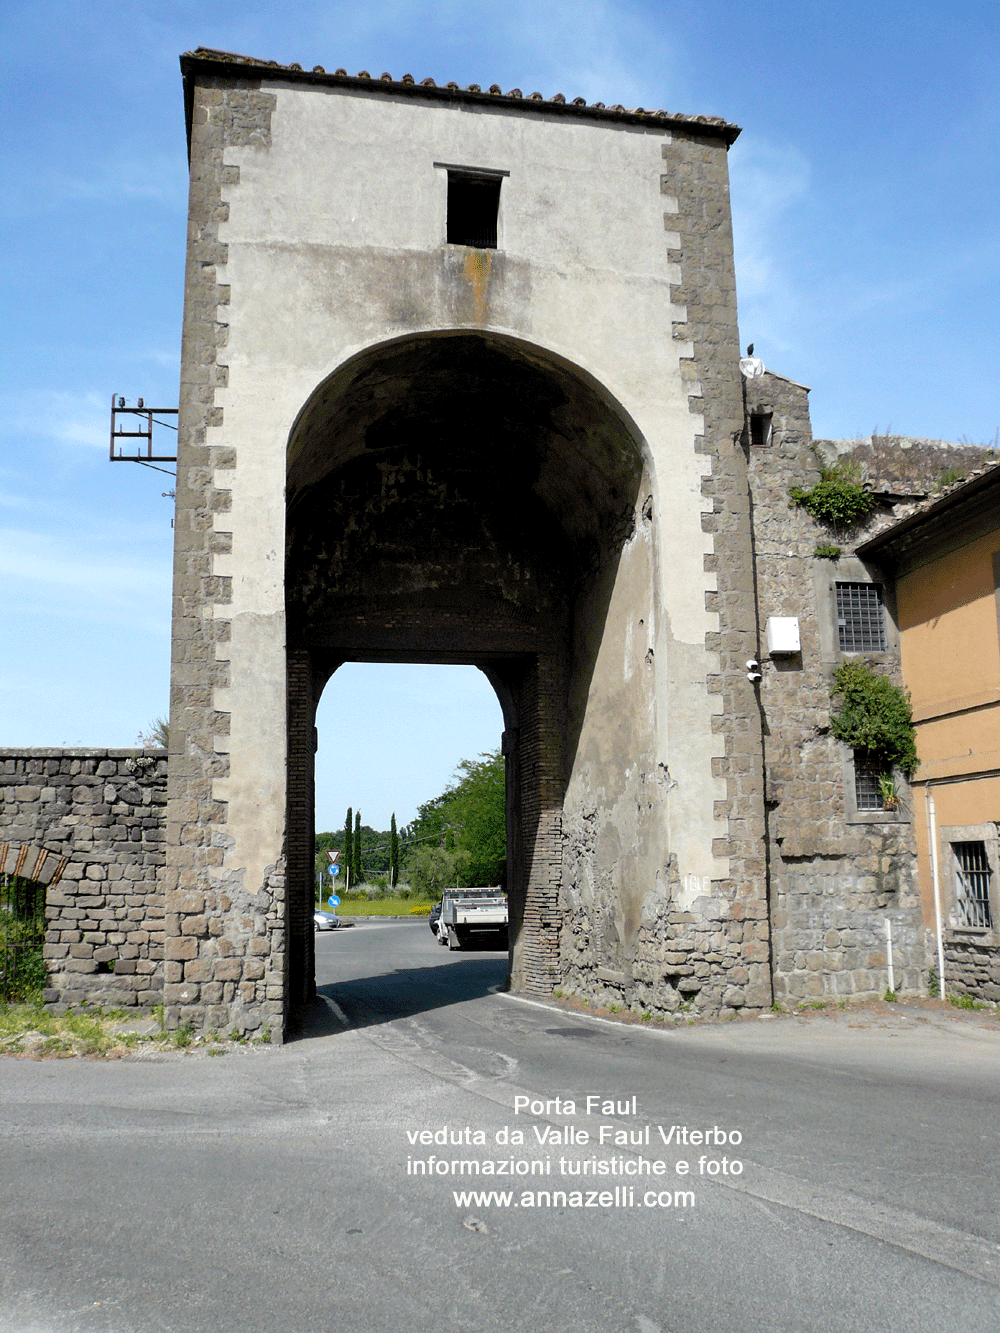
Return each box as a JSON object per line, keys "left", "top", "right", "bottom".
{"left": 0, "top": 749, "right": 166, "bottom": 1010}
{"left": 944, "top": 937, "right": 1000, "bottom": 1003}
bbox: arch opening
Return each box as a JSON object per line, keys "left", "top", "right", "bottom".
{"left": 285, "top": 332, "right": 650, "bottom": 1013}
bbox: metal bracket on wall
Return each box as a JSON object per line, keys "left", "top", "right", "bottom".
{"left": 109, "top": 394, "right": 178, "bottom": 466}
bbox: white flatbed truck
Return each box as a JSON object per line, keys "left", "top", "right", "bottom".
{"left": 438, "top": 887, "right": 508, "bottom": 950}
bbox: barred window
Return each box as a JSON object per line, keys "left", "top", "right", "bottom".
{"left": 836, "top": 582, "right": 886, "bottom": 653}
{"left": 954, "top": 841, "right": 993, "bottom": 928}
{"left": 854, "top": 763, "right": 883, "bottom": 811}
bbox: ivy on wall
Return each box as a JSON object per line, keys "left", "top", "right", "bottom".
{"left": 830, "top": 662, "right": 918, "bottom": 777}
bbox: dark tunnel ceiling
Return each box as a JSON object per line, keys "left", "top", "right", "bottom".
{"left": 286, "top": 333, "right": 645, "bottom": 550}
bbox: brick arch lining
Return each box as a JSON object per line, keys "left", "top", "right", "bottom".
{"left": 283, "top": 332, "right": 648, "bottom": 1008}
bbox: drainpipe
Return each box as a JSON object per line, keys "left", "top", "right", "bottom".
{"left": 925, "top": 785, "right": 946, "bottom": 995}
{"left": 740, "top": 407, "right": 775, "bottom": 1007}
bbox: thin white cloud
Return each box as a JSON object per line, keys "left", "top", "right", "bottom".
{"left": 729, "top": 136, "right": 812, "bottom": 356}
{"left": 0, "top": 149, "right": 188, "bottom": 222}
{"left": 730, "top": 137, "right": 811, "bottom": 301}
{"left": 0, "top": 390, "right": 110, "bottom": 451}
{"left": 305, "top": 0, "right": 687, "bottom": 111}
{"left": 140, "top": 348, "right": 181, "bottom": 370}
{"left": 0, "top": 527, "right": 170, "bottom": 599}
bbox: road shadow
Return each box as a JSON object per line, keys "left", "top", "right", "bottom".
{"left": 288, "top": 948, "right": 510, "bottom": 1043}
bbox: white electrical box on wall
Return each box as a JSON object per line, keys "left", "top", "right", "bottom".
{"left": 766, "top": 616, "right": 800, "bottom": 655}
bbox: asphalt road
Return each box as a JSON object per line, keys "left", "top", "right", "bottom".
{"left": 1, "top": 920, "right": 999, "bottom": 1333}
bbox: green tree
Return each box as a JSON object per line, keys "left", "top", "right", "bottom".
{"left": 354, "top": 811, "right": 363, "bottom": 886}
{"left": 390, "top": 812, "right": 399, "bottom": 889}
{"left": 406, "top": 750, "right": 506, "bottom": 887}
{"left": 315, "top": 822, "right": 392, "bottom": 892}
{"left": 407, "top": 844, "right": 470, "bottom": 898}
{"left": 343, "top": 806, "right": 353, "bottom": 888}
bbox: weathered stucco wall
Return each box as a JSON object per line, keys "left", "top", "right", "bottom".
{"left": 561, "top": 126, "right": 768, "bottom": 1017}
{"left": 0, "top": 749, "right": 166, "bottom": 1010}
{"left": 169, "top": 51, "right": 757, "bottom": 1036}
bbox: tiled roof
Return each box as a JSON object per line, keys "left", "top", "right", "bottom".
{"left": 857, "top": 456, "right": 1000, "bottom": 556}
{"left": 181, "top": 47, "right": 741, "bottom": 144}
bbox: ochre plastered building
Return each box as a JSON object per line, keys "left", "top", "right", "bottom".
{"left": 859, "top": 464, "right": 1000, "bottom": 1000}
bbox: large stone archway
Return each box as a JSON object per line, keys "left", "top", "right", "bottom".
{"left": 164, "top": 53, "right": 768, "bottom": 1041}
{"left": 283, "top": 331, "right": 649, "bottom": 1006}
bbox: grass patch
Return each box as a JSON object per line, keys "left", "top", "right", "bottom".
{"left": 336, "top": 897, "right": 434, "bottom": 916}
{"left": 0, "top": 1002, "right": 231, "bottom": 1059}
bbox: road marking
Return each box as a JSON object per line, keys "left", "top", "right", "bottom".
{"left": 374, "top": 996, "right": 1000, "bottom": 1288}
{"left": 320, "top": 995, "right": 348, "bottom": 1025}
{"left": 731, "top": 1162, "right": 1000, "bottom": 1287}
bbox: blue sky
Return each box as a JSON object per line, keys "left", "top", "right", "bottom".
{"left": 3, "top": 0, "right": 998, "bottom": 831}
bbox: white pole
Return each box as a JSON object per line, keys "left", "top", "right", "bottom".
{"left": 885, "top": 918, "right": 895, "bottom": 994}
{"left": 926, "top": 785, "right": 946, "bottom": 996}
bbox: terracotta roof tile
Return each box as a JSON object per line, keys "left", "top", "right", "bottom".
{"left": 181, "top": 47, "right": 741, "bottom": 143}
{"left": 857, "top": 456, "right": 1000, "bottom": 553}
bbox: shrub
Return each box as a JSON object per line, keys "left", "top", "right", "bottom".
{"left": 830, "top": 662, "right": 918, "bottom": 778}
{"left": 790, "top": 465, "right": 875, "bottom": 528}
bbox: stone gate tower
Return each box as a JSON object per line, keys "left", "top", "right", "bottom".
{"left": 166, "top": 48, "right": 768, "bottom": 1039}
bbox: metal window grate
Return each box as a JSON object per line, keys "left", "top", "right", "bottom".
{"left": 954, "top": 841, "right": 993, "bottom": 928}
{"left": 854, "top": 764, "right": 882, "bottom": 811}
{"left": 836, "top": 582, "right": 886, "bottom": 653}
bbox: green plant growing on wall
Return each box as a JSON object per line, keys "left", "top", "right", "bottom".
{"left": 830, "top": 662, "right": 918, "bottom": 779}
{"left": 876, "top": 773, "right": 899, "bottom": 810}
{"left": 790, "top": 463, "right": 875, "bottom": 529}
{"left": 934, "top": 468, "right": 965, "bottom": 492}
{"left": 813, "top": 543, "right": 841, "bottom": 560}
{"left": 138, "top": 716, "right": 169, "bottom": 748}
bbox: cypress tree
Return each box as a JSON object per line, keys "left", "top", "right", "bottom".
{"left": 344, "top": 807, "right": 353, "bottom": 890}
{"left": 354, "top": 811, "right": 363, "bottom": 888}
{"left": 390, "top": 812, "right": 399, "bottom": 889}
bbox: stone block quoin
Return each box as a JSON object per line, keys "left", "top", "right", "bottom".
{"left": 167, "top": 77, "right": 283, "bottom": 1039}
{"left": 657, "top": 129, "right": 771, "bottom": 1013}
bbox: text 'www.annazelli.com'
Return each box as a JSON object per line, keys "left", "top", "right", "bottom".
{"left": 452, "top": 1187, "right": 695, "bottom": 1209}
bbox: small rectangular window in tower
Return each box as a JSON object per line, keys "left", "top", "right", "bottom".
{"left": 749, "top": 413, "right": 772, "bottom": 448}
{"left": 954, "top": 841, "right": 993, "bottom": 928}
{"left": 447, "top": 171, "right": 502, "bottom": 249}
{"left": 836, "top": 581, "right": 886, "bottom": 653}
